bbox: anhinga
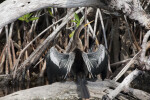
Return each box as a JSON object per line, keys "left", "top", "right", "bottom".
{"left": 46, "top": 23, "right": 108, "bottom": 99}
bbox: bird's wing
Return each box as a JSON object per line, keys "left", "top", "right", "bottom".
{"left": 82, "top": 44, "right": 108, "bottom": 80}
{"left": 46, "top": 47, "right": 75, "bottom": 81}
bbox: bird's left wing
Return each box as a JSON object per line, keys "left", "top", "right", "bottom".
{"left": 46, "top": 47, "right": 75, "bottom": 83}
{"left": 82, "top": 44, "right": 108, "bottom": 80}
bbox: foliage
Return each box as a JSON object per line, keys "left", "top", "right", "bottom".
{"left": 69, "top": 30, "right": 75, "bottom": 38}
{"left": 72, "top": 13, "right": 80, "bottom": 27}
{"left": 18, "top": 13, "right": 39, "bottom": 23}
{"left": 69, "top": 13, "right": 80, "bottom": 38}
{"left": 47, "top": 7, "right": 54, "bottom": 17}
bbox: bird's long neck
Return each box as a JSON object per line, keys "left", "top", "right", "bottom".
{"left": 73, "top": 24, "right": 85, "bottom": 51}
{"left": 72, "top": 24, "right": 90, "bottom": 99}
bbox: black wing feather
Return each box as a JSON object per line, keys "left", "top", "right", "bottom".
{"left": 46, "top": 47, "right": 75, "bottom": 83}
{"left": 82, "top": 44, "right": 108, "bottom": 80}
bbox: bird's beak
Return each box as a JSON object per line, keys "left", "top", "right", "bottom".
{"left": 84, "top": 20, "right": 94, "bottom": 27}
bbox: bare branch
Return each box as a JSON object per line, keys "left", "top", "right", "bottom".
{"left": 114, "top": 50, "right": 141, "bottom": 81}
{"left": 105, "top": 69, "right": 142, "bottom": 99}
{"left": 140, "top": 30, "right": 150, "bottom": 70}
{"left": 110, "top": 0, "right": 150, "bottom": 29}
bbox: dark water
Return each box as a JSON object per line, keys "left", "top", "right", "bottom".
{"left": 131, "top": 72, "right": 150, "bottom": 93}
{"left": 0, "top": 77, "right": 48, "bottom": 97}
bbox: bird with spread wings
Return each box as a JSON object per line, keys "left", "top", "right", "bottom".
{"left": 46, "top": 23, "right": 108, "bottom": 99}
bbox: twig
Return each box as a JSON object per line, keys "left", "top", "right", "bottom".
{"left": 80, "top": 8, "right": 94, "bottom": 36}
{"left": 5, "top": 25, "right": 9, "bottom": 74}
{"left": 0, "top": 47, "right": 6, "bottom": 73}
{"left": 39, "top": 60, "right": 46, "bottom": 77}
{"left": 114, "top": 50, "right": 141, "bottom": 81}
{"left": 13, "top": 16, "right": 64, "bottom": 77}
{"left": 86, "top": 20, "right": 94, "bottom": 36}
{"left": 11, "top": 40, "right": 16, "bottom": 66}
{"left": 97, "top": 8, "right": 108, "bottom": 49}
{"left": 33, "top": 58, "right": 44, "bottom": 68}
{"left": 0, "top": 45, "right": 6, "bottom": 63}
{"left": 93, "top": 9, "right": 99, "bottom": 38}
{"left": 8, "top": 22, "right": 14, "bottom": 71}
{"left": 84, "top": 7, "right": 88, "bottom": 51}
{"left": 55, "top": 45, "right": 65, "bottom": 52}
{"left": 27, "top": 11, "right": 41, "bottom": 40}
{"left": 110, "top": 58, "right": 131, "bottom": 67}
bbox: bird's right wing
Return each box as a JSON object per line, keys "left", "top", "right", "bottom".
{"left": 82, "top": 44, "right": 108, "bottom": 80}
{"left": 46, "top": 47, "right": 75, "bottom": 83}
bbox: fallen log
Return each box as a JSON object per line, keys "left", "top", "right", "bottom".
{"left": 0, "top": 79, "right": 149, "bottom": 100}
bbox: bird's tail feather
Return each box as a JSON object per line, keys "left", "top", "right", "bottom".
{"left": 78, "top": 78, "right": 90, "bottom": 99}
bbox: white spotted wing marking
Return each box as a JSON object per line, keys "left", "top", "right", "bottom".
{"left": 49, "top": 47, "right": 75, "bottom": 79}
{"left": 82, "top": 44, "right": 106, "bottom": 77}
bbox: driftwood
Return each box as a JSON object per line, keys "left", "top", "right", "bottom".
{"left": 0, "top": 79, "right": 150, "bottom": 100}
{"left": 140, "top": 30, "right": 150, "bottom": 70}
{"left": 105, "top": 69, "right": 143, "bottom": 99}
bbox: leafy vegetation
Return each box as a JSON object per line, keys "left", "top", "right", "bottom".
{"left": 18, "top": 13, "right": 39, "bottom": 23}
{"left": 69, "top": 13, "right": 80, "bottom": 38}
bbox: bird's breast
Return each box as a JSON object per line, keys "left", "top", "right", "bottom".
{"left": 71, "top": 49, "right": 87, "bottom": 76}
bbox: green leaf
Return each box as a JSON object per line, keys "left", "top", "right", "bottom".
{"left": 18, "top": 13, "right": 33, "bottom": 22}
{"left": 69, "top": 30, "right": 75, "bottom": 38}
{"left": 76, "top": 22, "right": 80, "bottom": 27}
{"left": 74, "top": 13, "right": 80, "bottom": 27}
{"left": 25, "top": 20, "right": 29, "bottom": 23}
{"left": 74, "top": 13, "right": 80, "bottom": 22}
{"left": 29, "top": 17, "right": 39, "bottom": 21}
{"left": 18, "top": 17, "right": 25, "bottom": 21}
{"left": 26, "top": 13, "right": 33, "bottom": 19}
{"left": 48, "top": 8, "right": 53, "bottom": 16}
{"left": 71, "top": 20, "right": 78, "bottom": 23}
